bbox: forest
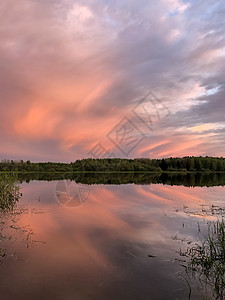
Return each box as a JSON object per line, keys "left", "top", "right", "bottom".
{"left": 0, "top": 156, "right": 225, "bottom": 173}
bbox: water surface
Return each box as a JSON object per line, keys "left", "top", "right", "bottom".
{"left": 0, "top": 175, "right": 225, "bottom": 299}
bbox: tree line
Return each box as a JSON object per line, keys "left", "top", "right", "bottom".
{"left": 0, "top": 160, "right": 73, "bottom": 173}
{"left": 1, "top": 156, "right": 225, "bottom": 173}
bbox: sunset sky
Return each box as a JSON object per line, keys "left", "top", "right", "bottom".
{"left": 0, "top": 0, "right": 225, "bottom": 162}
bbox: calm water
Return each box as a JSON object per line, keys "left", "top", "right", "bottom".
{"left": 0, "top": 176, "right": 225, "bottom": 300}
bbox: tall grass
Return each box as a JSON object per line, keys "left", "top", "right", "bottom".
{"left": 181, "top": 219, "right": 225, "bottom": 299}
{"left": 0, "top": 172, "right": 21, "bottom": 212}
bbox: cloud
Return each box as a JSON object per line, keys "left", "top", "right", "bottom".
{"left": 0, "top": 0, "right": 224, "bottom": 161}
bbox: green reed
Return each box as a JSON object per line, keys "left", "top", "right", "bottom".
{"left": 181, "top": 219, "right": 225, "bottom": 299}
{"left": 0, "top": 172, "right": 21, "bottom": 212}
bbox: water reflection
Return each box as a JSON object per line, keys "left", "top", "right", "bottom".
{"left": 0, "top": 174, "right": 225, "bottom": 299}
{"left": 17, "top": 172, "right": 225, "bottom": 187}
{"left": 55, "top": 180, "right": 90, "bottom": 208}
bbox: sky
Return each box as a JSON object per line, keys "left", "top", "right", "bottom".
{"left": 0, "top": 0, "right": 225, "bottom": 162}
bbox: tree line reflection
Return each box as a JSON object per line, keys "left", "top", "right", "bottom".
{"left": 17, "top": 172, "right": 225, "bottom": 187}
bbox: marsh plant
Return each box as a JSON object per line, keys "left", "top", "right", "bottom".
{"left": 0, "top": 173, "right": 30, "bottom": 264}
{"left": 180, "top": 219, "right": 225, "bottom": 299}
{"left": 0, "top": 172, "right": 21, "bottom": 212}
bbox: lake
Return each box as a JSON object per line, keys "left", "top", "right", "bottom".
{"left": 0, "top": 174, "right": 225, "bottom": 299}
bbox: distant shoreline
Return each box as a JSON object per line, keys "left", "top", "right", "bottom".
{"left": 1, "top": 157, "right": 225, "bottom": 173}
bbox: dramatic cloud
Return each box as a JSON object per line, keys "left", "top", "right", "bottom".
{"left": 0, "top": 0, "right": 224, "bottom": 161}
